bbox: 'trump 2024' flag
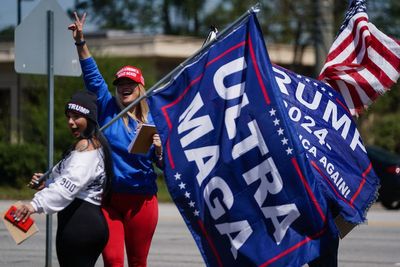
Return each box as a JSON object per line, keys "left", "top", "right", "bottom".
{"left": 319, "top": 0, "right": 400, "bottom": 116}
{"left": 148, "top": 12, "right": 379, "bottom": 267}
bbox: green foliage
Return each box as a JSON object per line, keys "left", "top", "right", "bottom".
{"left": 201, "top": 0, "right": 345, "bottom": 55}
{"left": 203, "top": 0, "right": 261, "bottom": 37}
{"left": 20, "top": 75, "right": 78, "bottom": 154}
{"left": 72, "top": 0, "right": 162, "bottom": 32}
{"left": 369, "top": 0, "right": 400, "bottom": 38}
{"left": 20, "top": 56, "right": 156, "bottom": 148}
{"left": 0, "top": 143, "right": 47, "bottom": 187}
{"left": 156, "top": 174, "right": 172, "bottom": 203}
{"left": 370, "top": 114, "right": 400, "bottom": 152}
{"left": 67, "top": 0, "right": 400, "bottom": 50}
{"left": 73, "top": 0, "right": 208, "bottom": 36}
{"left": 0, "top": 185, "right": 36, "bottom": 200}
{"left": 161, "top": 0, "right": 206, "bottom": 35}
{"left": 0, "top": 57, "right": 158, "bottom": 188}
{"left": 358, "top": 84, "right": 400, "bottom": 154}
{"left": 0, "top": 25, "right": 14, "bottom": 41}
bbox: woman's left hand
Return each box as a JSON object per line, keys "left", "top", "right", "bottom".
{"left": 153, "top": 134, "right": 163, "bottom": 160}
{"left": 67, "top": 11, "right": 86, "bottom": 42}
{"left": 14, "top": 203, "right": 35, "bottom": 223}
{"left": 153, "top": 134, "right": 162, "bottom": 148}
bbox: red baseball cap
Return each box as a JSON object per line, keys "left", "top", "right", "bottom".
{"left": 113, "top": 65, "right": 145, "bottom": 86}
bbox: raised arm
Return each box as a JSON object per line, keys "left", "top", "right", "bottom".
{"left": 68, "top": 12, "right": 113, "bottom": 121}
{"left": 68, "top": 12, "right": 91, "bottom": 60}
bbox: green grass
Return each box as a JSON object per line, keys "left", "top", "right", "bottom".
{"left": 0, "top": 185, "right": 36, "bottom": 200}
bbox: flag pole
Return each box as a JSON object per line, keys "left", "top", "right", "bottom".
{"left": 31, "top": 3, "right": 261, "bottom": 185}
{"left": 99, "top": 3, "right": 260, "bottom": 132}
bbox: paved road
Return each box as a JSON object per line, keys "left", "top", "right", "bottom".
{"left": 338, "top": 205, "right": 400, "bottom": 267}
{"left": 0, "top": 200, "right": 399, "bottom": 267}
{"left": 0, "top": 201, "right": 202, "bottom": 267}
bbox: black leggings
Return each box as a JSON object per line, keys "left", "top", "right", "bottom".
{"left": 56, "top": 199, "right": 109, "bottom": 267}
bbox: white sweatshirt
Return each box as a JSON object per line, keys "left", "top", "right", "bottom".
{"left": 30, "top": 149, "right": 106, "bottom": 214}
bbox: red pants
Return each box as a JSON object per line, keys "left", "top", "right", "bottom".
{"left": 102, "top": 193, "right": 158, "bottom": 267}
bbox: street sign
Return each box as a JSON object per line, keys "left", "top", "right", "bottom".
{"left": 14, "top": 0, "right": 81, "bottom": 76}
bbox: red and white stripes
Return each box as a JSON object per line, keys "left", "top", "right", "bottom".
{"left": 319, "top": 9, "right": 400, "bottom": 116}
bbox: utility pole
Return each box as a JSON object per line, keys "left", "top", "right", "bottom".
{"left": 313, "top": 0, "right": 334, "bottom": 77}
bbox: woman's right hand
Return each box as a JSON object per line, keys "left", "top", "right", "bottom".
{"left": 28, "top": 173, "right": 45, "bottom": 191}
{"left": 14, "top": 203, "right": 35, "bottom": 223}
{"left": 67, "top": 11, "right": 86, "bottom": 43}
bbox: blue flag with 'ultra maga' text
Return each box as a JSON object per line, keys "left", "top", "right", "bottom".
{"left": 148, "top": 12, "right": 378, "bottom": 267}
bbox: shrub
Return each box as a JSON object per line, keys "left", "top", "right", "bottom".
{"left": 0, "top": 143, "right": 47, "bottom": 187}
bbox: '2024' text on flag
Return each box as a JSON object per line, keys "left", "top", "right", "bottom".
{"left": 319, "top": 0, "right": 400, "bottom": 116}
{"left": 148, "top": 12, "right": 379, "bottom": 267}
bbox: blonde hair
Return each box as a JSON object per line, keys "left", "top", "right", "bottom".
{"left": 115, "top": 84, "right": 149, "bottom": 130}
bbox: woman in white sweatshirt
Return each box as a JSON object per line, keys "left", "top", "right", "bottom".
{"left": 14, "top": 91, "right": 114, "bottom": 267}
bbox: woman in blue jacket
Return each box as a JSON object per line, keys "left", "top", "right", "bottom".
{"left": 68, "top": 12, "right": 163, "bottom": 267}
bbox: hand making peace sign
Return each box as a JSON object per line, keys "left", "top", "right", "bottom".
{"left": 67, "top": 11, "right": 86, "bottom": 43}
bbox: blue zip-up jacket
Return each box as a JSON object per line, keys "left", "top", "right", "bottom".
{"left": 80, "top": 57, "right": 157, "bottom": 195}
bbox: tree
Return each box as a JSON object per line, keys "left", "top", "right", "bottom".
{"left": 70, "top": 0, "right": 161, "bottom": 32}
{"left": 369, "top": 0, "right": 400, "bottom": 38}
{"left": 0, "top": 25, "right": 15, "bottom": 41}
{"left": 161, "top": 0, "right": 205, "bottom": 35}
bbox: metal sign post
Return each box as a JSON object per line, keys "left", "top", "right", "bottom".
{"left": 14, "top": 0, "right": 81, "bottom": 266}
{"left": 45, "top": 10, "right": 54, "bottom": 267}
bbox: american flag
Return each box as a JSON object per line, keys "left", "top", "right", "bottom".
{"left": 318, "top": 0, "right": 400, "bottom": 116}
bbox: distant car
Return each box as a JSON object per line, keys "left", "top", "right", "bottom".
{"left": 367, "top": 146, "right": 400, "bottom": 210}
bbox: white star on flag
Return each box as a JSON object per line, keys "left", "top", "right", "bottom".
{"left": 178, "top": 182, "right": 186, "bottom": 189}
{"left": 281, "top": 137, "right": 289, "bottom": 145}
{"left": 286, "top": 147, "right": 293, "bottom": 155}
{"left": 174, "top": 172, "right": 181, "bottom": 180}
{"left": 269, "top": 108, "right": 276, "bottom": 116}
